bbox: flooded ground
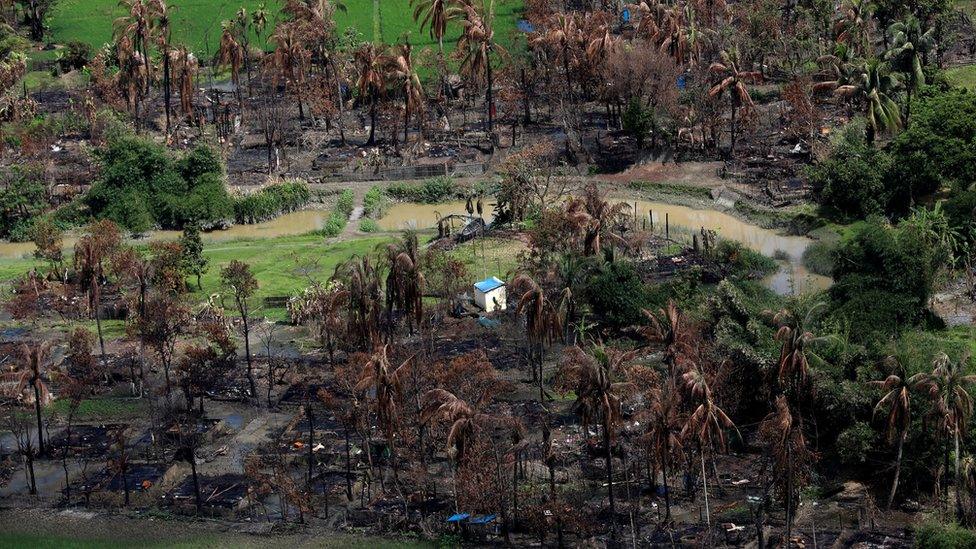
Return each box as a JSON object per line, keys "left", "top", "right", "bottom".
{"left": 0, "top": 199, "right": 829, "bottom": 294}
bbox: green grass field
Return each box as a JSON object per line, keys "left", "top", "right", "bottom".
{"left": 946, "top": 64, "right": 976, "bottom": 91}
{"left": 47, "top": 0, "right": 524, "bottom": 57}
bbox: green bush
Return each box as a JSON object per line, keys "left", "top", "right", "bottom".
{"left": 709, "top": 240, "right": 778, "bottom": 276}
{"left": 836, "top": 422, "right": 876, "bottom": 467}
{"left": 829, "top": 218, "right": 939, "bottom": 342}
{"left": 584, "top": 261, "right": 651, "bottom": 328}
{"left": 321, "top": 211, "right": 347, "bottom": 237}
{"left": 386, "top": 177, "right": 458, "bottom": 203}
{"left": 359, "top": 218, "right": 381, "bottom": 232}
{"left": 335, "top": 189, "right": 355, "bottom": 216}
{"left": 914, "top": 521, "right": 976, "bottom": 548}
{"left": 86, "top": 136, "right": 233, "bottom": 231}
{"left": 801, "top": 240, "right": 837, "bottom": 277}
{"left": 363, "top": 185, "right": 390, "bottom": 218}
{"left": 233, "top": 181, "right": 311, "bottom": 224}
{"left": 807, "top": 122, "right": 893, "bottom": 220}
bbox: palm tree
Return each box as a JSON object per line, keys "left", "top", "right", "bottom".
{"left": 355, "top": 43, "right": 389, "bottom": 145}
{"left": 171, "top": 45, "right": 198, "bottom": 123}
{"left": 384, "top": 232, "right": 426, "bottom": 335}
{"left": 770, "top": 301, "right": 829, "bottom": 396}
{"left": 532, "top": 13, "right": 579, "bottom": 100}
{"left": 834, "top": 0, "right": 874, "bottom": 57}
{"left": 886, "top": 16, "right": 935, "bottom": 126}
{"left": 681, "top": 365, "right": 737, "bottom": 527}
{"left": 356, "top": 345, "right": 413, "bottom": 489}
{"left": 556, "top": 344, "right": 635, "bottom": 536}
{"left": 708, "top": 49, "right": 762, "bottom": 155}
{"left": 922, "top": 352, "right": 976, "bottom": 519}
{"left": 268, "top": 22, "right": 310, "bottom": 119}
{"left": 149, "top": 0, "right": 173, "bottom": 133}
{"left": 639, "top": 374, "right": 683, "bottom": 521}
{"left": 454, "top": 0, "right": 506, "bottom": 134}
{"left": 640, "top": 299, "right": 695, "bottom": 377}
{"left": 512, "top": 274, "right": 562, "bottom": 399}
{"left": 217, "top": 19, "right": 246, "bottom": 112}
{"left": 390, "top": 42, "right": 425, "bottom": 143}
{"left": 833, "top": 59, "right": 902, "bottom": 142}
{"left": 563, "top": 183, "right": 630, "bottom": 257}
{"left": 869, "top": 355, "right": 928, "bottom": 509}
{"left": 114, "top": 0, "right": 154, "bottom": 94}
{"left": 18, "top": 342, "right": 52, "bottom": 456}
{"left": 759, "top": 395, "right": 813, "bottom": 548}
{"left": 336, "top": 256, "right": 383, "bottom": 349}
{"left": 411, "top": 0, "right": 456, "bottom": 55}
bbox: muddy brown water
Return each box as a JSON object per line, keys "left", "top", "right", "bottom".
{"left": 0, "top": 200, "right": 829, "bottom": 294}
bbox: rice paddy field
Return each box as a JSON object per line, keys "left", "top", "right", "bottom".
{"left": 47, "top": 0, "right": 524, "bottom": 55}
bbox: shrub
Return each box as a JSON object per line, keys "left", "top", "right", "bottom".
{"left": 321, "top": 211, "right": 347, "bottom": 237}
{"left": 386, "top": 177, "right": 458, "bottom": 203}
{"left": 57, "top": 41, "right": 92, "bottom": 72}
{"left": 86, "top": 137, "right": 233, "bottom": 231}
{"left": 359, "top": 218, "right": 380, "bottom": 232}
{"left": 836, "top": 422, "right": 876, "bottom": 467}
{"left": 584, "top": 261, "right": 651, "bottom": 328}
{"left": 801, "top": 240, "right": 836, "bottom": 277}
{"left": 829, "top": 218, "right": 939, "bottom": 342}
{"left": 914, "top": 521, "right": 976, "bottom": 548}
{"left": 709, "top": 240, "right": 778, "bottom": 276}
{"left": 363, "top": 185, "right": 390, "bottom": 218}
{"left": 233, "top": 181, "right": 310, "bottom": 224}
{"left": 335, "top": 189, "right": 355, "bottom": 216}
{"left": 807, "top": 122, "right": 892, "bottom": 220}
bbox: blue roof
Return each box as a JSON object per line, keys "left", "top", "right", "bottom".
{"left": 474, "top": 276, "right": 505, "bottom": 293}
{"left": 446, "top": 513, "right": 471, "bottom": 523}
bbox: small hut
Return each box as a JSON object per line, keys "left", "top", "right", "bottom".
{"left": 473, "top": 276, "right": 506, "bottom": 312}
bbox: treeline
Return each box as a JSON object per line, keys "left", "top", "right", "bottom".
{"left": 233, "top": 181, "right": 311, "bottom": 224}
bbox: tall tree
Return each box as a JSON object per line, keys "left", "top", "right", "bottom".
{"left": 221, "top": 260, "right": 259, "bottom": 398}
{"left": 355, "top": 42, "right": 388, "bottom": 145}
{"left": 708, "top": 49, "right": 761, "bottom": 155}
{"left": 18, "top": 341, "right": 51, "bottom": 456}
{"left": 454, "top": 0, "right": 506, "bottom": 134}
{"left": 886, "top": 16, "right": 935, "bottom": 125}
{"left": 869, "top": 355, "right": 927, "bottom": 509}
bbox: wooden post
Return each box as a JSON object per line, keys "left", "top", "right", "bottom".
{"left": 693, "top": 234, "right": 700, "bottom": 253}
{"left": 649, "top": 210, "right": 653, "bottom": 231}
{"left": 665, "top": 213, "right": 670, "bottom": 240}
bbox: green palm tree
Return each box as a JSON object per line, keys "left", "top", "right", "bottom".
{"left": 922, "top": 352, "right": 976, "bottom": 520}
{"left": 886, "top": 16, "right": 935, "bottom": 126}
{"left": 869, "top": 355, "right": 928, "bottom": 509}
{"left": 834, "top": 59, "right": 902, "bottom": 142}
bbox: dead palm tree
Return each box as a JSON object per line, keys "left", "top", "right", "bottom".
{"left": 384, "top": 232, "right": 426, "bottom": 335}
{"left": 356, "top": 43, "right": 389, "bottom": 145}
{"left": 759, "top": 395, "right": 814, "bottom": 548}
{"left": 171, "top": 45, "right": 198, "bottom": 123}
{"left": 336, "top": 256, "right": 383, "bottom": 349}
{"left": 217, "top": 19, "right": 246, "bottom": 112}
{"left": 640, "top": 299, "right": 695, "bottom": 377}
{"left": 422, "top": 388, "right": 480, "bottom": 462}
{"left": 556, "top": 344, "right": 636, "bottom": 536}
{"left": 114, "top": 0, "right": 153, "bottom": 94}
{"left": 641, "top": 374, "right": 683, "bottom": 521}
{"left": 532, "top": 12, "right": 580, "bottom": 100}
{"left": 512, "top": 273, "right": 562, "bottom": 399}
{"left": 356, "top": 345, "right": 413, "bottom": 491}
{"left": 708, "top": 49, "right": 762, "bottom": 155}
{"left": 563, "top": 183, "right": 630, "bottom": 257}
{"left": 149, "top": 0, "right": 173, "bottom": 133}
{"left": 681, "top": 366, "right": 737, "bottom": 533}
{"left": 454, "top": 0, "right": 506, "bottom": 134}
{"left": 268, "top": 22, "right": 310, "bottom": 119}
{"left": 411, "top": 0, "right": 456, "bottom": 55}
{"left": 869, "top": 355, "right": 928, "bottom": 509}
{"left": 390, "top": 42, "right": 425, "bottom": 143}
{"left": 18, "top": 342, "right": 52, "bottom": 456}
{"left": 770, "top": 301, "right": 829, "bottom": 396}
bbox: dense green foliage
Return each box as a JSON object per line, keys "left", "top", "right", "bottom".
{"left": 386, "top": 177, "right": 460, "bottom": 203}
{"left": 583, "top": 261, "right": 651, "bottom": 328}
{"left": 811, "top": 87, "right": 976, "bottom": 220}
{"left": 0, "top": 165, "right": 47, "bottom": 239}
{"left": 86, "top": 137, "right": 234, "bottom": 232}
{"left": 808, "top": 123, "right": 893, "bottom": 220}
{"left": 363, "top": 186, "right": 390, "bottom": 218}
{"left": 233, "top": 181, "right": 311, "bottom": 224}
{"left": 829, "top": 218, "right": 939, "bottom": 342}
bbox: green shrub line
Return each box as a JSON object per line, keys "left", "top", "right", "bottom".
{"left": 320, "top": 189, "right": 356, "bottom": 238}
{"left": 234, "top": 181, "right": 312, "bottom": 225}
{"left": 359, "top": 218, "right": 381, "bottom": 233}
{"left": 386, "top": 177, "right": 463, "bottom": 204}
{"left": 363, "top": 185, "right": 391, "bottom": 218}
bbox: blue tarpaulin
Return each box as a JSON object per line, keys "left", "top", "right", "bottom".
{"left": 677, "top": 74, "right": 687, "bottom": 90}
{"left": 622, "top": 8, "right": 631, "bottom": 22}
{"left": 517, "top": 19, "right": 535, "bottom": 33}
{"left": 447, "top": 513, "right": 471, "bottom": 523}
{"left": 478, "top": 316, "right": 501, "bottom": 329}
